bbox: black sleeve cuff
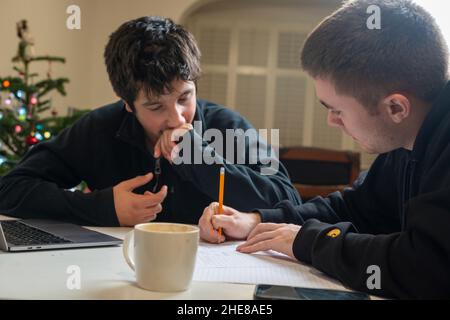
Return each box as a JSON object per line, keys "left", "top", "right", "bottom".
{"left": 292, "top": 219, "right": 324, "bottom": 264}
{"left": 253, "top": 200, "right": 306, "bottom": 224}
{"left": 256, "top": 208, "right": 286, "bottom": 223}
{"left": 292, "top": 219, "right": 356, "bottom": 265}
{"left": 84, "top": 187, "right": 119, "bottom": 226}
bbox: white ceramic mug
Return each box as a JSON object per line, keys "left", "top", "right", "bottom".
{"left": 123, "top": 222, "right": 199, "bottom": 292}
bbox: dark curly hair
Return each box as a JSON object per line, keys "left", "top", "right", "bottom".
{"left": 104, "top": 16, "right": 201, "bottom": 110}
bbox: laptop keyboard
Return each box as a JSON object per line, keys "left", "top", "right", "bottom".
{"left": 1, "top": 220, "right": 72, "bottom": 246}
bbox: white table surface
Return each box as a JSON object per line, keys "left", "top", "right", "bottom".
{"left": 0, "top": 215, "right": 376, "bottom": 300}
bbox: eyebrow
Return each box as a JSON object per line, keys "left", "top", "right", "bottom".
{"left": 319, "top": 100, "right": 336, "bottom": 110}
{"left": 142, "top": 88, "right": 193, "bottom": 107}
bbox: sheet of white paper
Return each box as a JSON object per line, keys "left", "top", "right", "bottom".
{"left": 193, "top": 241, "right": 348, "bottom": 291}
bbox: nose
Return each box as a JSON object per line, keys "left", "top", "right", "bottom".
{"left": 167, "top": 104, "right": 186, "bottom": 128}
{"left": 327, "top": 110, "right": 343, "bottom": 128}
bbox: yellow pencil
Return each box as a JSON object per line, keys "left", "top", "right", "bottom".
{"left": 217, "top": 167, "right": 225, "bottom": 241}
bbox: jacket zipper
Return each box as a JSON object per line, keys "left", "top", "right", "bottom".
{"left": 152, "top": 157, "right": 162, "bottom": 193}
{"left": 151, "top": 157, "right": 175, "bottom": 221}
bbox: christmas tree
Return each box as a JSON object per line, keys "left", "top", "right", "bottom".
{"left": 0, "top": 20, "right": 88, "bottom": 176}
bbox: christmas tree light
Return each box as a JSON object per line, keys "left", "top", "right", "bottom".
{"left": 0, "top": 19, "right": 89, "bottom": 176}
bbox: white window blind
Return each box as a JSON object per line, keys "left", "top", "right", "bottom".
{"left": 238, "top": 29, "right": 269, "bottom": 67}
{"left": 188, "top": 11, "right": 376, "bottom": 169}
{"left": 277, "top": 32, "right": 306, "bottom": 69}
{"left": 235, "top": 74, "right": 267, "bottom": 129}
{"left": 198, "top": 27, "right": 231, "bottom": 65}
{"left": 197, "top": 73, "right": 228, "bottom": 106}
{"left": 274, "top": 76, "right": 306, "bottom": 146}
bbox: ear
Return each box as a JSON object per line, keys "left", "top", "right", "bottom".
{"left": 382, "top": 93, "right": 411, "bottom": 124}
{"left": 124, "top": 101, "right": 133, "bottom": 113}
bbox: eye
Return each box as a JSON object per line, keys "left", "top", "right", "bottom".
{"left": 149, "top": 105, "right": 163, "bottom": 111}
{"left": 179, "top": 92, "right": 191, "bottom": 103}
{"left": 331, "top": 109, "right": 342, "bottom": 116}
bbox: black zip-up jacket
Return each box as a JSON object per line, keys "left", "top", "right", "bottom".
{"left": 0, "top": 99, "right": 300, "bottom": 226}
{"left": 259, "top": 81, "right": 450, "bottom": 299}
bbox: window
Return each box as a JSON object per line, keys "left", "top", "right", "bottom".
{"left": 186, "top": 0, "right": 376, "bottom": 169}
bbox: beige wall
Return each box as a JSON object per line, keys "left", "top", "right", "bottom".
{"left": 0, "top": 0, "right": 203, "bottom": 113}
{"left": 0, "top": 0, "right": 91, "bottom": 113}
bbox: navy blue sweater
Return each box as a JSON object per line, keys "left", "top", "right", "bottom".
{"left": 0, "top": 99, "right": 300, "bottom": 226}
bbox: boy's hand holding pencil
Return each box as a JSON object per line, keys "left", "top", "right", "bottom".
{"left": 198, "top": 203, "right": 262, "bottom": 243}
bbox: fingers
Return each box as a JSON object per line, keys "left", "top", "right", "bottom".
{"left": 138, "top": 203, "right": 163, "bottom": 217}
{"left": 237, "top": 238, "right": 275, "bottom": 254}
{"left": 201, "top": 224, "right": 225, "bottom": 243}
{"left": 161, "top": 135, "right": 175, "bottom": 161}
{"left": 154, "top": 126, "right": 191, "bottom": 161}
{"left": 128, "top": 193, "right": 165, "bottom": 225}
{"left": 114, "top": 176, "right": 167, "bottom": 226}
{"left": 171, "top": 125, "right": 192, "bottom": 141}
{"left": 198, "top": 203, "right": 251, "bottom": 243}
{"left": 221, "top": 204, "right": 237, "bottom": 216}
{"left": 212, "top": 202, "right": 219, "bottom": 214}
{"left": 237, "top": 225, "right": 283, "bottom": 253}
{"left": 247, "top": 223, "right": 285, "bottom": 240}
{"left": 126, "top": 187, "right": 167, "bottom": 218}
{"left": 238, "top": 228, "right": 278, "bottom": 251}
{"left": 211, "top": 214, "right": 234, "bottom": 230}
{"left": 171, "top": 144, "right": 180, "bottom": 161}
{"left": 122, "top": 206, "right": 160, "bottom": 226}
{"left": 154, "top": 130, "right": 175, "bottom": 160}
{"left": 182, "top": 123, "right": 194, "bottom": 131}
{"left": 132, "top": 192, "right": 165, "bottom": 224}
{"left": 121, "top": 172, "right": 153, "bottom": 192}
{"left": 199, "top": 203, "right": 225, "bottom": 243}
{"left": 154, "top": 139, "right": 161, "bottom": 158}
{"left": 136, "top": 185, "right": 168, "bottom": 208}
{"left": 238, "top": 224, "right": 300, "bottom": 258}
{"left": 154, "top": 185, "right": 168, "bottom": 202}
{"left": 132, "top": 212, "right": 159, "bottom": 225}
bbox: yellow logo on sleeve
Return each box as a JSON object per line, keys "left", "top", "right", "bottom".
{"left": 326, "top": 228, "right": 341, "bottom": 238}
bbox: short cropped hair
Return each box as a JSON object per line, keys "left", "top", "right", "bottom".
{"left": 301, "top": 0, "right": 449, "bottom": 110}
{"left": 104, "top": 16, "right": 201, "bottom": 110}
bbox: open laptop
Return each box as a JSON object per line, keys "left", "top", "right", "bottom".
{"left": 0, "top": 219, "right": 122, "bottom": 252}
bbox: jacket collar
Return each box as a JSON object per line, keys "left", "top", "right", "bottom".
{"left": 115, "top": 101, "right": 148, "bottom": 154}
{"left": 411, "top": 81, "right": 450, "bottom": 161}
